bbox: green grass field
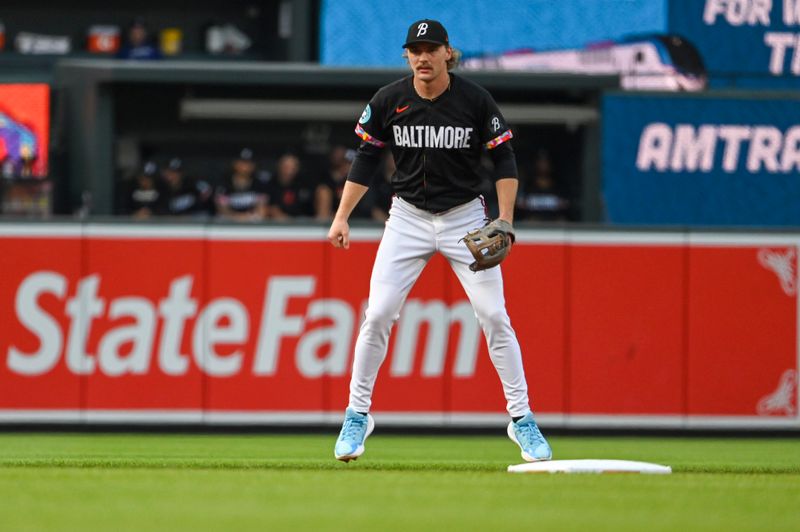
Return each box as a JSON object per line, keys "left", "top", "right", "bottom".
{"left": 1, "top": 433, "right": 799, "bottom": 531}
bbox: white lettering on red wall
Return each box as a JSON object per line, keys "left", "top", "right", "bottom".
{"left": 7, "top": 271, "right": 480, "bottom": 379}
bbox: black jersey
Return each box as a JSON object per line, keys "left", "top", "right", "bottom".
{"left": 162, "top": 178, "right": 212, "bottom": 216}
{"left": 124, "top": 178, "right": 163, "bottom": 214}
{"left": 348, "top": 73, "right": 517, "bottom": 213}
{"left": 266, "top": 176, "right": 316, "bottom": 218}
{"left": 215, "top": 175, "right": 269, "bottom": 213}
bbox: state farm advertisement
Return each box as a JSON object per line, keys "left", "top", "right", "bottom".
{"left": 0, "top": 225, "right": 797, "bottom": 429}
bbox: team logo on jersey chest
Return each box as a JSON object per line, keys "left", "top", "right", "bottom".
{"left": 392, "top": 125, "right": 473, "bottom": 149}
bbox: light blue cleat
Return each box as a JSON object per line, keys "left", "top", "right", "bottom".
{"left": 334, "top": 407, "right": 375, "bottom": 462}
{"left": 507, "top": 411, "right": 552, "bottom": 462}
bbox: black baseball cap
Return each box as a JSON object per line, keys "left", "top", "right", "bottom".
{"left": 403, "top": 19, "right": 449, "bottom": 48}
{"left": 167, "top": 157, "right": 183, "bottom": 171}
{"left": 141, "top": 160, "right": 158, "bottom": 177}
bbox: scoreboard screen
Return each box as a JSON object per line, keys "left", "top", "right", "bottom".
{"left": 0, "top": 84, "right": 50, "bottom": 179}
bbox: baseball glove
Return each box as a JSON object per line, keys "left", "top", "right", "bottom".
{"left": 461, "top": 219, "right": 515, "bottom": 272}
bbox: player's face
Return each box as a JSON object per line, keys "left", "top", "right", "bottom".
{"left": 406, "top": 43, "right": 451, "bottom": 82}
{"left": 163, "top": 169, "right": 182, "bottom": 187}
{"left": 233, "top": 159, "right": 255, "bottom": 176}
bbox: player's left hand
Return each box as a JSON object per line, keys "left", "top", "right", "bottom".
{"left": 461, "top": 219, "right": 515, "bottom": 271}
{"left": 493, "top": 218, "right": 515, "bottom": 244}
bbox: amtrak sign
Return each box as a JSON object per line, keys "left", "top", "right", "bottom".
{"left": 603, "top": 93, "right": 800, "bottom": 225}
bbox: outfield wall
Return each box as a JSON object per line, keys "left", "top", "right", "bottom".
{"left": 0, "top": 223, "right": 797, "bottom": 430}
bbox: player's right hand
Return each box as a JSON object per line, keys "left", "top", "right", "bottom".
{"left": 327, "top": 219, "right": 350, "bottom": 249}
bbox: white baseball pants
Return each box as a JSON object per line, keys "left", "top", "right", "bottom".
{"left": 348, "top": 196, "right": 531, "bottom": 417}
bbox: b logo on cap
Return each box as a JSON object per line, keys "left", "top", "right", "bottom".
{"left": 417, "top": 23, "right": 428, "bottom": 37}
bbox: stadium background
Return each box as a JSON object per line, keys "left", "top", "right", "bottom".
{"left": 0, "top": 0, "right": 797, "bottom": 431}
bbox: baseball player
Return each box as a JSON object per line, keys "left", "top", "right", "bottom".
{"left": 214, "top": 148, "right": 269, "bottom": 221}
{"left": 328, "top": 19, "right": 552, "bottom": 463}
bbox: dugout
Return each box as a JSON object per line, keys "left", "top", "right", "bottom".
{"left": 52, "top": 59, "right": 617, "bottom": 219}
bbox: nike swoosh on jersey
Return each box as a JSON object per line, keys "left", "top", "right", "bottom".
{"left": 395, "top": 105, "right": 410, "bottom": 114}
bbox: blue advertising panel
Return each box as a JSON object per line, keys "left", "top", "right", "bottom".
{"left": 320, "top": 0, "right": 666, "bottom": 67}
{"left": 603, "top": 93, "right": 800, "bottom": 226}
{"left": 670, "top": 0, "right": 800, "bottom": 83}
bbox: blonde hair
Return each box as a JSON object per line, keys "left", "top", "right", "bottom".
{"left": 446, "top": 47, "right": 461, "bottom": 70}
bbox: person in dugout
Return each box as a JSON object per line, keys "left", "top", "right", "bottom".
{"left": 266, "top": 152, "right": 324, "bottom": 220}
{"left": 159, "top": 157, "right": 213, "bottom": 217}
{"left": 123, "top": 160, "right": 163, "bottom": 219}
{"left": 214, "top": 148, "right": 269, "bottom": 222}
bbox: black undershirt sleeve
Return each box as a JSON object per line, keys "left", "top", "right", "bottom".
{"left": 489, "top": 141, "right": 518, "bottom": 182}
{"left": 346, "top": 142, "right": 384, "bottom": 186}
